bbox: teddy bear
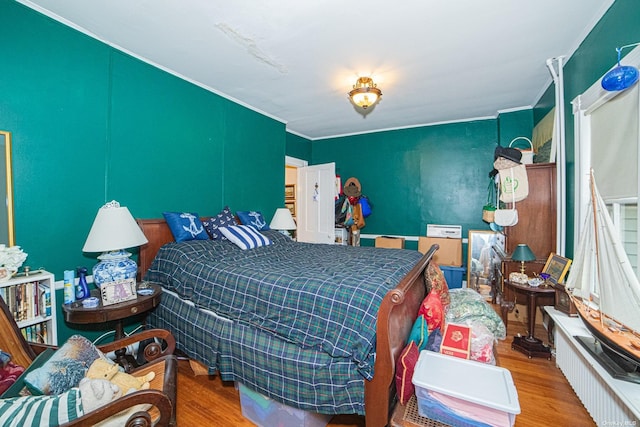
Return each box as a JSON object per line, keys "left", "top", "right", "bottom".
{"left": 86, "top": 358, "right": 155, "bottom": 395}
{"left": 78, "top": 377, "right": 122, "bottom": 413}
{"left": 79, "top": 377, "right": 152, "bottom": 427}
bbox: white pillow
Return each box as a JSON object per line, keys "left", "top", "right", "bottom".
{"left": 219, "top": 225, "right": 272, "bottom": 250}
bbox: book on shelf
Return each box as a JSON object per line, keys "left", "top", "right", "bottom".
{"left": 20, "top": 321, "right": 48, "bottom": 344}
{"left": 0, "top": 281, "right": 50, "bottom": 323}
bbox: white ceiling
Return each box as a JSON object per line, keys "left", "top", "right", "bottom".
{"left": 19, "top": 0, "right": 614, "bottom": 140}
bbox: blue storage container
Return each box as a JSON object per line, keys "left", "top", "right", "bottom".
{"left": 441, "top": 265, "right": 466, "bottom": 289}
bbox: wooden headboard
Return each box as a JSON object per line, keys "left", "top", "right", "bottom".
{"left": 136, "top": 218, "right": 174, "bottom": 280}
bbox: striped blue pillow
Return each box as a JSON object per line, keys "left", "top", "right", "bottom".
{"left": 219, "top": 225, "right": 271, "bottom": 250}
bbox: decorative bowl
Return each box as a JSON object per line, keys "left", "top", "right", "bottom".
{"left": 528, "top": 277, "right": 544, "bottom": 287}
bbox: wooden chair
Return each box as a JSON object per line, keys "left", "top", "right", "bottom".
{"left": 0, "top": 296, "right": 178, "bottom": 427}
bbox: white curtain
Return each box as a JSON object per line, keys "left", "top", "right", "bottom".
{"left": 589, "top": 84, "right": 639, "bottom": 199}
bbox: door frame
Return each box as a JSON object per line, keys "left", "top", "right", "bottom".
{"left": 285, "top": 156, "right": 308, "bottom": 168}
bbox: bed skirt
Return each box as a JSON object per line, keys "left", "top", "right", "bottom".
{"left": 147, "top": 288, "right": 367, "bottom": 415}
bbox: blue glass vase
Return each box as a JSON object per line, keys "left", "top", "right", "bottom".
{"left": 75, "top": 267, "right": 90, "bottom": 300}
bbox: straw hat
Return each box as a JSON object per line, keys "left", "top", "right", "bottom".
{"left": 343, "top": 177, "right": 362, "bottom": 197}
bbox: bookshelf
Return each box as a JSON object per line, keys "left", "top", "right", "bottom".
{"left": 0, "top": 271, "right": 57, "bottom": 346}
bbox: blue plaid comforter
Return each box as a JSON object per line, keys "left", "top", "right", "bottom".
{"left": 145, "top": 231, "right": 423, "bottom": 378}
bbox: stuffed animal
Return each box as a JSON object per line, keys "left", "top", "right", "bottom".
{"left": 79, "top": 377, "right": 152, "bottom": 427}
{"left": 79, "top": 377, "right": 121, "bottom": 413}
{"left": 86, "top": 358, "right": 155, "bottom": 395}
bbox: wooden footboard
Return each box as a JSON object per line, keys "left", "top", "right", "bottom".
{"left": 135, "top": 218, "right": 437, "bottom": 425}
{"left": 365, "top": 244, "right": 437, "bottom": 427}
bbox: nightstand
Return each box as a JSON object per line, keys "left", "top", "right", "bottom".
{"left": 501, "top": 280, "right": 555, "bottom": 359}
{"left": 62, "top": 283, "right": 162, "bottom": 371}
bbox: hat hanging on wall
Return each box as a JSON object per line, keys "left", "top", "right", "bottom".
{"left": 490, "top": 145, "right": 522, "bottom": 178}
{"left": 601, "top": 42, "right": 640, "bottom": 92}
{"left": 343, "top": 177, "right": 362, "bottom": 197}
{"left": 494, "top": 146, "right": 522, "bottom": 164}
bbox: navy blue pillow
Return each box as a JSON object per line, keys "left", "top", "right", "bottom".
{"left": 236, "top": 211, "right": 270, "bottom": 231}
{"left": 163, "top": 212, "right": 209, "bottom": 242}
{"left": 203, "top": 206, "right": 238, "bottom": 240}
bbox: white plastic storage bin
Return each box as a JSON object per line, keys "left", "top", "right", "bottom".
{"left": 412, "top": 351, "right": 520, "bottom": 427}
{"left": 238, "top": 383, "right": 332, "bottom": 427}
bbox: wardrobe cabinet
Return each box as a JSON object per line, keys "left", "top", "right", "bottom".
{"left": 505, "top": 163, "right": 557, "bottom": 258}
{"left": 501, "top": 163, "right": 557, "bottom": 286}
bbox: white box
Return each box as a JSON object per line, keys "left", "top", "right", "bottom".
{"left": 426, "top": 224, "right": 462, "bottom": 239}
{"left": 334, "top": 228, "right": 348, "bottom": 245}
{"left": 412, "top": 351, "right": 520, "bottom": 427}
{"left": 238, "top": 383, "right": 332, "bottom": 427}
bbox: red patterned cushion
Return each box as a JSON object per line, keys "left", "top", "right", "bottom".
{"left": 395, "top": 341, "right": 419, "bottom": 405}
{"left": 0, "top": 362, "right": 25, "bottom": 395}
{"left": 425, "top": 262, "right": 450, "bottom": 309}
{"left": 418, "top": 290, "right": 444, "bottom": 333}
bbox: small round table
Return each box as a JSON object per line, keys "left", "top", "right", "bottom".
{"left": 62, "top": 284, "right": 162, "bottom": 370}
{"left": 501, "top": 280, "right": 555, "bottom": 359}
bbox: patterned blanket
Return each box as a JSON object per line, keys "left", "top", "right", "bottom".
{"left": 145, "top": 231, "right": 423, "bottom": 377}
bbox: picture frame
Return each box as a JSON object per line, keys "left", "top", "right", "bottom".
{"left": 542, "top": 253, "right": 572, "bottom": 285}
{"left": 285, "top": 184, "right": 295, "bottom": 200}
{"left": 100, "top": 278, "right": 137, "bottom": 306}
{"left": 285, "top": 201, "right": 296, "bottom": 217}
{"left": 0, "top": 131, "right": 14, "bottom": 246}
{"left": 467, "top": 230, "right": 506, "bottom": 290}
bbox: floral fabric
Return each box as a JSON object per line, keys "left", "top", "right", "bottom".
{"left": 424, "top": 262, "right": 450, "bottom": 309}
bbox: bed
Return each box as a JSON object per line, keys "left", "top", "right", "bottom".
{"left": 136, "top": 218, "right": 438, "bottom": 427}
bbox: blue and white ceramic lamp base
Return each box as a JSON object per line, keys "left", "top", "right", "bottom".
{"left": 92, "top": 250, "right": 138, "bottom": 288}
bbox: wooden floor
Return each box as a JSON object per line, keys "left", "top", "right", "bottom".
{"left": 175, "top": 311, "right": 596, "bottom": 426}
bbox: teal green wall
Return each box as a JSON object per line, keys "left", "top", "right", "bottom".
{"left": 497, "top": 110, "right": 534, "bottom": 147}
{"left": 286, "top": 133, "right": 312, "bottom": 162}
{"left": 533, "top": 87, "right": 555, "bottom": 124}
{"left": 1, "top": 0, "right": 285, "bottom": 342}
{"left": 312, "top": 120, "right": 501, "bottom": 251}
{"left": 533, "top": 0, "right": 640, "bottom": 256}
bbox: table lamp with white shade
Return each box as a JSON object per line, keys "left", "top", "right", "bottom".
{"left": 269, "top": 208, "right": 297, "bottom": 237}
{"left": 82, "top": 200, "right": 148, "bottom": 288}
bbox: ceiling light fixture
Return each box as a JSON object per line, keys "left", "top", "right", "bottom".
{"left": 348, "top": 77, "right": 382, "bottom": 109}
{"left": 601, "top": 42, "right": 640, "bottom": 91}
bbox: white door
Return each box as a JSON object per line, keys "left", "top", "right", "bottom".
{"left": 296, "top": 162, "right": 336, "bottom": 243}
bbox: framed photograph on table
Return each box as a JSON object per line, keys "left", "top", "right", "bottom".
{"left": 101, "top": 278, "right": 137, "bottom": 306}
{"left": 542, "top": 253, "right": 572, "bottom": 285}
{"left": 545, "top": 253, "right": 574, "bottom": 315}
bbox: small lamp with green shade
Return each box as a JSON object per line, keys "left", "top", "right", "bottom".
{"left": 511, "top": 244, "right": 536, "bottom": 275}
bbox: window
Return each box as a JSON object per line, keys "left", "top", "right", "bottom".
{"left": 573, "top": 46, "right": 640, "bottom": 283}
{"left": 606, "top": 200, "right": 638, "bottom": 272}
